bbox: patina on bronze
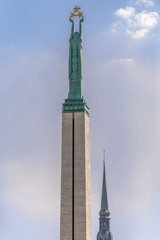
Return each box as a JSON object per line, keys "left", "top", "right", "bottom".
{"left": 63, "top": 7, "right": 89, "bottom": 115}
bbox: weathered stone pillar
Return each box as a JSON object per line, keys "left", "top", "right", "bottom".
{"left": 60, "top": 111, "right": 91, "bottom": 240}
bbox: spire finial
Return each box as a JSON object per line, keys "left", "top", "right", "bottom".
{"left": 103, "top": 149, "right": 106, "bottom": 164}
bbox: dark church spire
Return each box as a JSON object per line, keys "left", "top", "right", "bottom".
{"left": 100, "top": 158, "right": 109, "bottom": 215}
{"left": 97, "top": 150, "right": 113, "bottom": 240}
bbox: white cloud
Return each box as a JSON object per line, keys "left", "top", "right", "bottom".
{"left": 111, "top": 58, "right": 134, "bottom": 64}
{"left": 134, "top": 11, "right": 159, "bottom": 28}
{"left": 114, "top": 6, "right": 159, "bottom": 38}
{"left": 127, "top": 28, "right": 150, "bottom": 38}
{"left": 115, "top": 7, "right": 135, "bottom": 20}
{"left": 136, "top": 0, "right": 154, "bottom": 6}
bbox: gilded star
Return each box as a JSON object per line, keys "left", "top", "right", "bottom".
{"left": 74, "top": 6, "right": 80, "bottom": 12}
{"left": 70, "top": 12, "right": 76, "bottom": 19}
{"left": 78, "top": 12, "right": 83, "bottom": 18}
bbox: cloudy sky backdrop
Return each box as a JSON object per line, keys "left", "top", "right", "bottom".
{"left": 1, "top": 0, "right": 160, "bottom": 239}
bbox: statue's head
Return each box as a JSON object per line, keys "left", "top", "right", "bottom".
{"left": 73, "top": 32, "right": 80, "bottom": 39}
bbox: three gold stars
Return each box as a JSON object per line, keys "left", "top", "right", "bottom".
{"left": 70, "top": 6, "right": 84, "bottom": 19}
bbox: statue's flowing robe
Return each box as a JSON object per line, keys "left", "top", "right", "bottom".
{"left": 68, "top": 32, "right": 82, "bottom": 99}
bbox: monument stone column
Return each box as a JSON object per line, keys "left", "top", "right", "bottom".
{"left": 60, "top": 7, "right": 91, "bottom": 240}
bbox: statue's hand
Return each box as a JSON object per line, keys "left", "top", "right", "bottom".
{"left": 69, "top": 17, "right": 74, "bottom": 23}
{"left": 80, "top": 17, "right": 84, "bottom": 23}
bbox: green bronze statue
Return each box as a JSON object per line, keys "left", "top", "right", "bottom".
{"left": 63, "top": 7, "right": 89, "bottom": 116}
{"left": 68, "top": 16, "right": 84, "bottom": 99}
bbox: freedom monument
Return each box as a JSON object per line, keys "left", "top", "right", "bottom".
{"left": 60, "top": 7, "right": 113, "bottom": 240}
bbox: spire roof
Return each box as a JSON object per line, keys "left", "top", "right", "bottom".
{"left": 99, "top": 152, "right": 110, "bottom": 217}
{"left": 97, "top": 151, "right": 113, "bottom": 240}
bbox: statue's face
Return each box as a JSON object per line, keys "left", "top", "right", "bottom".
{"left": 73, "top": 32, "right": 79, "bottom": 39}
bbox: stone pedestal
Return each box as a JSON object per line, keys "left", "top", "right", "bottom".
{"left": 60, "top": 111, "right": 91, "bottom": 240}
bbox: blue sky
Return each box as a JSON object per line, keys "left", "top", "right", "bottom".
{"left": 1, "top": 0, "right": 160, "bottom": 239}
